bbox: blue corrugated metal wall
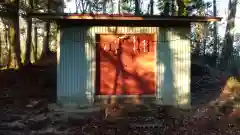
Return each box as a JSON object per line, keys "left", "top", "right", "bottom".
{"left": 57, "top": 27, "right": 90, "bottom": 105}
{"left": 57, "top": 26, "right": 191, "bottom": 107}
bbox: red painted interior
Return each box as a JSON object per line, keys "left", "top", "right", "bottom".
{"left": 96, "top": 34, "right": 156, "bottom": 95}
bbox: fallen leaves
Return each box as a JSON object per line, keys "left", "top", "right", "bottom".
{"left": 1, "top": 102, "right": 240, "bottom": 135}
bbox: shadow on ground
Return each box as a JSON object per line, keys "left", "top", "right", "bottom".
{"left": 191, "top": 63, "right": 228, "bottom": 106}
{"left": 0, "top": 53, "right": 57, "bottom": 108}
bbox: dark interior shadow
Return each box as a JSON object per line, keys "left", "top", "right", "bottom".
{"left": 157, "top": 28, "right": 175, "bottom": 105}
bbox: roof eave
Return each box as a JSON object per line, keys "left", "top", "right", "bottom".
{"left": 28, "top": 13, "right": 222, "bottom": 27}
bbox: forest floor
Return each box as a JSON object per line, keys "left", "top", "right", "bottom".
{"left": 0, "top": 60, "right": 240, "bottom": 135}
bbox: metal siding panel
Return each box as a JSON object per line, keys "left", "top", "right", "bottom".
{"left": 156, "top": 28, "right": 190, "bottom": 107}
{"left": 156, "top": 28, "right": 170, "bottom": 104}
{"left": 58, "top": 27, "right": 90, "bottom": 105}
{"left": 170, "top": 28, "right": 191, "bottom": 107}
{"left": 85, "top": 26, "right": 96, "bottom": 103}
{"left": 58, "top": 28, "right": 68, "bottom": 104}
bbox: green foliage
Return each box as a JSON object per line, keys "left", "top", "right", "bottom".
{"left": 156, "top": 0, "right": 166, "bottom": 13}
{"left": 121, "top": 0, "right": 135, "bottom": 13}
{"left": 156, "top": 0, "right": 207, "bottom": 16}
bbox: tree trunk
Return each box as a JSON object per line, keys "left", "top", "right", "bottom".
{"left": 111, "top": 0, "right": 114, "bottom": 14}
{"left": 6, "top": 25, "right": 11, "bottom": 68}
{"left": 24, "top": 0, "right": 33, "bottom": 65}
{"left": 25, "top": 17, "right": 32, "bottom": 65}
{"left": 221, "top": 0, "right": 238, "bottom": 69}
{"left": 163, "top": 1, "right": 170, "bottom": 16}
{"left": 0, "top": 32, "right": 1, "bottom": 64}
{"left": 41, "top": 21, "right": 51, "bottom": 58}
{"left": 75, "top": 0, "right": 78, "bottom": 13}
{"left": 103, "top": 0, "right": 107, "bottom": 13}
{"left": 13, "top": 20, "right": 22, "bottom": 68}
{"left": 176, "top": 0, "right": 185, "bottom": 16}
{"left": 41, "top": 0, "right": 51, "bottom": 58}
{"left": 171, "top": 0, "right": 175, "bottom": 15}
{"left": 34, "top": 20, "right": 38, "bottom": 62}
{"left": 135, "top": 0, "right": 140, "bottom": 15}
{"left": 13, "top": 0, "right": 23, "bottom": 68}
{"left": 212, "top": 0, "right": 218, "bottom": 67}
{"left": 118, "top": 0, "right": 121, "bottom": 14}
{"left": 194, "top": 41, "right": 201, "bottom": 55}
{"left": 8, "top": 26, "right": 16, "bottom": 68}
{"left": 150, "top": 0, "right": 154, "bottom": 15}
